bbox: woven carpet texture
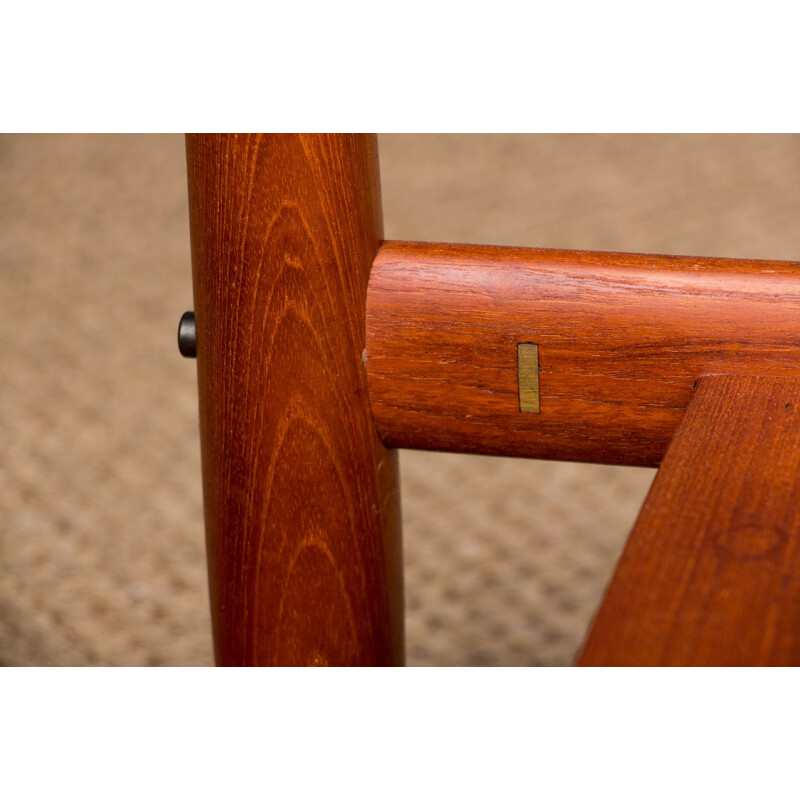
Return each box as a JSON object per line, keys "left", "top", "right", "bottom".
{"left": 2, "top": 134, "right": 799, "bottom": 666}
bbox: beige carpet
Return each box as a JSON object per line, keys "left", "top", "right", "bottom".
{"left": 2, "top": 134, "right": 799, "bottom": 666}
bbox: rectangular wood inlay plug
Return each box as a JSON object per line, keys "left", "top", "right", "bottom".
{"left": 518, "top": 343, "right": 540, "bottom": 413}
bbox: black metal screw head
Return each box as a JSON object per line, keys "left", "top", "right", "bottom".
{"left": 178, "top": 311, "right": 197, "bottom": 358}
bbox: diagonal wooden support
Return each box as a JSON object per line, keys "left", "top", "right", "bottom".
{"left": 578, "top": 375, "right": 800, "bottom": 666}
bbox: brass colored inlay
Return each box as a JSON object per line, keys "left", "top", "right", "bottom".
{"left": 518, "top": 343, "right": 540, "bottom": 413}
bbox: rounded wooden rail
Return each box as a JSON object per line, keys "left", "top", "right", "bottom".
{"left": 366, "top": 241, "right": 800, "bottom": 467}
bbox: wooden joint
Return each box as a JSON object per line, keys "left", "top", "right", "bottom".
{"left": 517, "top": 343, "right": 540, "bottom": 413}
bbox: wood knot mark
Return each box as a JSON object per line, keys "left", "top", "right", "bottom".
{"left": 713, "top": 523, "right": 788, "bottom": 562}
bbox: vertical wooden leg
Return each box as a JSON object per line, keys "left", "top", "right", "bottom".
{"left": 186, "top": 134, "right": 404, "bottom": 666}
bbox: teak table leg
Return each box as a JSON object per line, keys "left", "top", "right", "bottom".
{"left": 186, "top": 134, "right": 404, "bottom": 666}
{"left": 578, "top": 375, "right": 800, "bottom": 666}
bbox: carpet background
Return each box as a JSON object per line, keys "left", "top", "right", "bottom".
{"left": 2, "top": 134, "right": 799, "bottom": 666}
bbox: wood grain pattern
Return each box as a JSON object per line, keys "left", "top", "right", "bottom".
{"left": 577, "top": 375, "right": 800, "bottom": 666}
{"left": 186, "top": 134, "right": 403, "bottom": 666}
{"left": 366, "top": 241, "right": 800, "bottom": 466}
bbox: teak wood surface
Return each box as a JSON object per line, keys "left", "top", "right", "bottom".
{"left": 185, "top": 135, "right": 800, "bottom": 667}
{"left": 578, "top": 375, "right": 800, "bottom": 666}
{"left": 366, "top": 241, "right": 800, "bottom": 466}
{"left": 186, "top": 134, "right": 403, "bottom": 666}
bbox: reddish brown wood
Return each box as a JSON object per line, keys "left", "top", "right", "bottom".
{"left": 366, "top": 241, "right": 800, "bottom": 466}
{"left": 186, "top": 134, "right": 403, "bottom": 666}
{"left": 577, "top": 375, "right": 800, "bottom": 666}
